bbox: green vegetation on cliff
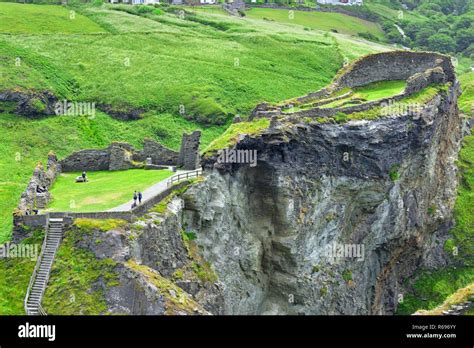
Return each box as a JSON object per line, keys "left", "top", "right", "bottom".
{"left": 0, "top": 2, "right": 105, "bottom": 34}
{"left": 0, "top": 228, "right": 43, "bottom": 314}
{"left": 459, "top": 72, "right": 474, "bottom": 116}
{"left": 397, "top": 129, "right": 474, "bottom": 314}
{"left": 449, "top": 132, "right": 474, "bottom": 265}
{"left": 396, "top": 267, "right": 474, "bottom": 315}
{"left": 414, "top": 283, "right": 474, "bottom": 315}
{"left": 43, "top": 224, "right": 120, "bottom": 315}
{"left": 73, "top": 218, "right": 128, "bottom": 232}
{"left": 203, "top": 118, "right": 270, "bottom": 155}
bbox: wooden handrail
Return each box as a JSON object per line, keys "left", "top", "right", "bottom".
{"left": 167, "top": 169, "right": 203, "bottom": 187}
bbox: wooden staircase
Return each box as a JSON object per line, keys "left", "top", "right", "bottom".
{"left": 24, "top": 217, "right": 64, "bottom": 315}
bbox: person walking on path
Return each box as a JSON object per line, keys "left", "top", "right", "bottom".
{"left": 138, "top": 192, "right": 143, "bottom": 204}
{"left": 133, "top": 191, "right": 138, "bottom": 205}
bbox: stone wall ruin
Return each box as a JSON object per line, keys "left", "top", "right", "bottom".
{"left": 60, "top": 132, "right": 201, "bottom": 173}
{"left": 250, "top": 51, "right": 455, "bottom": 120}
{"left": 16, "top": 152, "right": 61, "bottom": 215}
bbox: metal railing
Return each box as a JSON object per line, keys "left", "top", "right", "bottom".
{"left": 24, "top": 214, "right": 50, "bottom": 315}
{"left": 167, "top": 169, "right": 203, "bottom": 187}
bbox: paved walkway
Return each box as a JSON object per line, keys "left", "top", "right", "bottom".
{"left": 107, "top": 169, "right": 195, "bottom": 212}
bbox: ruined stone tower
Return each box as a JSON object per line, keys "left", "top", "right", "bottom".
{"left": 178, "top": 130, "right": 201, "bottom": 170}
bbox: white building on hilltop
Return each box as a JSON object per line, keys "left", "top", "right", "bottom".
{"left": 317, "top": 0, "right": 363, "bottom": 6}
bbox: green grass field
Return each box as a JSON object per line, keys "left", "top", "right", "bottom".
{"left": 354, "top": 80, "right": 406, "bottom": 100}
{"left": 46, "top": 169, "right": 173, "bottom": 212}
{"left": 246, "top": 7, "right": 385, "bottom": 39}
{"left": 0, "top": 2, "right": 106, "bottom": 34}
{"left": 203, "top": 118, "right": 270, "bottom": 155}
{"left": 319, "top": 80, "right": 406, "bottom": 108}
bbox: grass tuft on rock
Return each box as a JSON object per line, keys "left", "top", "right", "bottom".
{"left": 73, "top": 218, "right": 128, "bottom": 233}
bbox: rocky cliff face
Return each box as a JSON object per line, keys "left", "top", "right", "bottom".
{"left": 175, "top": 80, "right": 464, "bottom": 315}
{"left": 63, "top": 196, "right": 225, "bottom": 315}
{"left": 44, "top": 53, "right": 466, "bottom": 316}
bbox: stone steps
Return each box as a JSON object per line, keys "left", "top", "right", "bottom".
{"left": 25, "top": 218, "right": 64, "bottom": 316}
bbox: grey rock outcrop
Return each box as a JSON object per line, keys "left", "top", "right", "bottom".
{"left": 130, "top": 198, "right": 189, "bottom": 278}
{"left": 0, "top": 90, "right": 59, "bottom": 117}
{"left": 57, "top": 196, "right": 225, "bottom": 315}
{"left": 17, "top": 152, "right": 61, "bottom": 214}
{"left": 104, "top": 263, "right": 210, "bottom": 315}
{"left": 179, "top": 76, "right": 463, "bottom": 315}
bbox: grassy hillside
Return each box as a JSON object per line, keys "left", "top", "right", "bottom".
{"left": 1, "top": 4, "right": 345, "bottom": 123}
{"left": 0, "top": 2, "right": 105, "bottom": 34}
{"left": 0, "top": 3, "right": 389, "bottom": 242}
{"left": 363, "top": 0, "right": 426, "bottom": 22}
{"left": 246, "top": 7, "right": 385, "bottom": 40}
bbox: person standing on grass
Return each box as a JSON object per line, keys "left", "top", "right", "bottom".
{"left": 82, "top": 171, "right": 87, "bottom": 182}
{"left": 138, "top": 191, "right": 143, "bottom": 204}
{"left": 133, "top": 191, "right": 138, "bottom": 205}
